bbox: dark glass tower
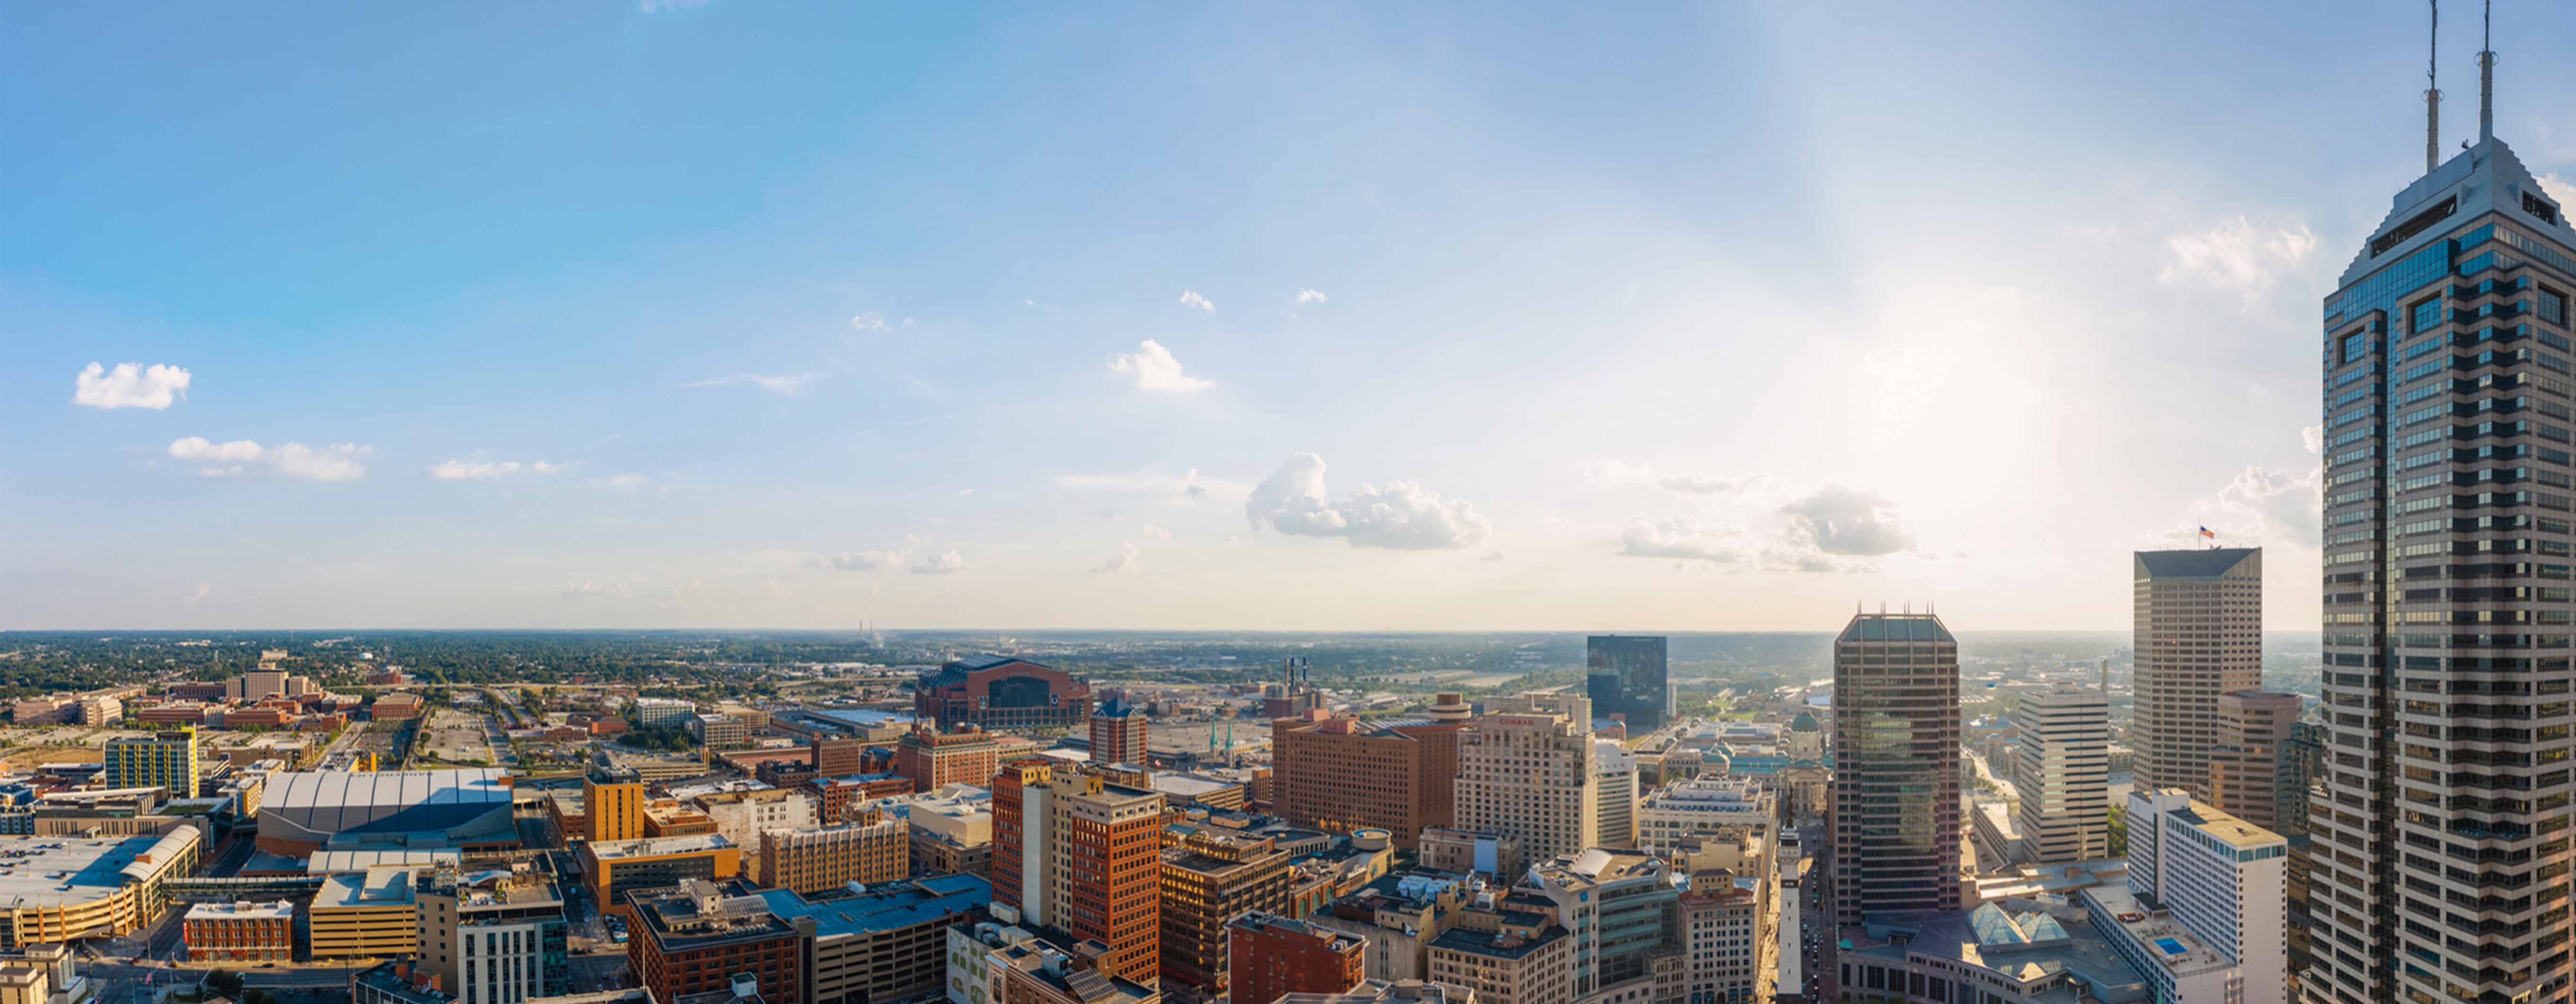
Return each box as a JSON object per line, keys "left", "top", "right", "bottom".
{"left": 1586, "top": 634, "right": 1668, "bottom": 730}
{"left": 2308, "top": 125, "right": 2576, "bottom": 1004}
{"left": 1827, "top": 612, "right": 1959, "bottom": 927}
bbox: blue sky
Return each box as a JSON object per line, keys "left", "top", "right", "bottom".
{"left": 8, "top": 1, "right": 2574, "bottom": 630}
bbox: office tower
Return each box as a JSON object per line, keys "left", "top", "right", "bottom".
{"left": 413, "top": 866, "right": 572, "bottom": 1004}
{"left": 583, "top": 766, "right": 645, "bottom": 843}
{"left": 2208, "top": 690, "right": 2301, "bottom": 834}
{"left": 1586, "top": 635, "right": 1668, "bottom": 731}
{"left": 1827, "top": 611, "right": 1959, "bottom": 926}
{"left": 1228, "top": 912, "right": 1365, "bottom": 1004}
{"left": 105, "top": 728, "right": 199, "bottom": 796}
{"left": 1456, "top": 697, "right": 1597, "bottom": 862}
{"left": 810, "top": 736, "right": 868, "bottom": 777}
{"left": 1425, "top": 692, "right": 1472, "bottom": 724}
{"left": 1090, "top": 699, "right": 1150, "bottom": 767}
{"left": 2132, "top": 548, "right": 2262, "bottom": 798}
{"left": 2095, "top": 791, "right": 2286, "bottom": 1004}
{"left": 894, "top": 725, "right": 1001, "bottom": 794}
{"left": 2010, "top": 682, "right": 2109, "bottom": 863}
{"left": 2305, "top": 41, "right": 2576, "bottom": 1004}
{"left": 1521, "top": 849, "right": 1679, "bottom": 999}
{"left": 1269, "top": 716, "right": 1459, "bottom": 850}
{"left": 759, "top": 812, "right": 908, "bottom": 893}
{"left": 1593, "top": 740, "right": 1638, "bottom": 849}
{"left": 987, "top": 762, "right": 1166, "bottom": 984}
{"left": 1158, "top": 828, "right": 1292, "bottom": 993}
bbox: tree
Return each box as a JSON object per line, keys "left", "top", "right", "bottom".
{"left": 2105, "top": 804, "right": 2128, "bottom": 857}
{"left": 205, "top": 970, "right": 245, "bottom": 998}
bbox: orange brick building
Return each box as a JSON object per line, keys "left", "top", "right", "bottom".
{"left": 184, "top": 901, "right": 295, "bottom": 962}
{"left": 1227, "top": 911, "right": 1364, "bottom": 1004}
{"left": 893, "top": 725, "right": 1000, "bottom": 794}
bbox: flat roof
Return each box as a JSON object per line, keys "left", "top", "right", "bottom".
{"left": 753, "top": 874, "right": 989, "bottom": 938}
{"left": 589, "top": 834, "right": 735, "bottom": 860}
{"left": 187, "top": 900, "right": 296, "bottom": 920}
{"left": 2167, "top": 803, "right": 2284, "bottom": 850}
{"left": 0, "top": 833, "right": 199, "bottom": 909}
{"left": 314, "top": 865, "right": 422, "bottom": 909}
{"left": 1429, "top": 923, "right": 1566, "bottom": 961}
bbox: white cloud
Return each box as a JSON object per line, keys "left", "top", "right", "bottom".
{"left": 1246, "top": 453, "right": 1491, "bottom": 550}
{"left": 1056, "top": 468, "right": 1246, "bottom": 502}
{"left": 2540, "top": 174, "right": 2575, "bottom": 210}
{"left": 1095, "top": 542, "right": 1140, "bottom": 574}
{"left": 563, "top": 580, "right": 631, "bottom": 599}
{"left": 1107, "top": 340, "right": 1215, "bottom": 393}
{"left": 1295, "top": 289, "right": 1328, "bottom": 304}
{"left": 73, "top": 362, "right": 192, "bottom": 410}
{"left": 1141, "top": 525, "right": 1171, "bottom": 540}
{"left": 2159, "top": 216, "right": 2317, "bottom": 299}
{"left": 810, "top": 549, "right": 909, "bottom": 572}
{"left": 168, "top": 437, "right": 369, "bottom": 481}
{"left": 912, "top": 550, "right": 966, "bottom": 575}
{"left": 2300, "top": 425, "right": 2324, "bottom": 455}
{"left": 850, "top": 313, "right": 892, "bottom": 333}
{"left": 185, "top": 583, "right": 211, "bottom": 606}
{"left": 429, "top": 459, "right": 565, "bottom": 481}
{"left": 681, "top": 372, "right": 823, "bottom": 396}
{"left": 1618, "top": 519, "right": 1747, "bottom": 565}
{"left": 1584, "top": 460, "right": 1757, "bottom": 496}
{"left": 1480, "top": 550, "right": 1504, "bottom": 562}
{"left": 2179, "top": 463, "right": 2322, "bottom": 548}
{"left": 1780, "top": 485, "right": 1916, "bottom": 557}
{"left": 1178, "top": 290, "right": 1215, "bottom": 312}
{"left": 598, "top": 473, "right": 647, "bottom": 490}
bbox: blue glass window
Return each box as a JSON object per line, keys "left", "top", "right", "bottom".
{"left": 2414, "top": 297, "right": 2446, "bottom": 333}
{"left": 2343, "top": 332, "right": 2368, "bottom": 365}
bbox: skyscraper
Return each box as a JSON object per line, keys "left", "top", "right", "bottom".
{"left": 2308, "top": 40, "right": 2576, "bottom": 1004}
{"left": 2131, "top": 547, "right": 2262, "bottom": 797}
{"left": 1456, "top": 695, "right": 1597, "bottom": 862}
{"left": 2208, "top": 690, "right": 2302, "bottom": 835}
{"left": 2011, "top": 681, "right": 2108, "bottom": 863}
{"left": 1089, "top": 698, "right": 1149, "bottom": 768}
{"left": 105, "top": 728, "right": 199, "bottom": 796}
{"left": 1586, "top": 635, "right": 1668, "bottom": 731}
{"left": 1827, "top": 611, "right": 1959, "bottom": 926}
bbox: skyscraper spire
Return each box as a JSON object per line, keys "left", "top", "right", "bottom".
{"left": 2426, "top": 0, "right": 2442, "bottom": 172}
{"left": 2478, "top": 0, "right": 2495, "bottom": 144}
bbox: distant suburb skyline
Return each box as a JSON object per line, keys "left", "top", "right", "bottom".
{"left": 7, "top": 1, "right": 2574, "bottom": 631}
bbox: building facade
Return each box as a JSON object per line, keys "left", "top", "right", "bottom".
{"left": 1586, "top": 635, "right": 1669, "bottom": 732}
{"left": 1228, "top": 911, "right": 1365, "bottom": 1004}
{"left": 626, "top": 881, "right": 809, "bottom": 1004}
{"left": 104, "top": 729, "right": 199, "bottom": 796}
{"left": 1455, "top": 700, "right": 1595, "bottom": 863}
{"left": 1269, "top": 716, "right": 1460, "bottom": 851}
{"left": 1089, "top": 700, "right": 1149, "bottom": 768}
{"left": 2132, "top": 548, "right": 2262, "bottom": 798}
{"left": 413, "top": 866, "right": 571, "bottom": 1004}
{"left": 2208, "top": 690, "right": 2302, "bottom": 835}
{"left": 183, "top": 900, "right": 294, "bottom": 962}
{"left": 988, "top": 763, "right": 1165, "bottom": 984}
{"left": 2010, "top": 682, "right": 2109, "bottom": 863}
{"left": 1828, "top": 612, "right": 1960, "bottom": 926}
{"left": 1158, "top": 828, "right": 1292, "bottom": 993}
{"left": 913, "top": 656, "right": 1092, "bottom": 733}
{"left": 758, "top": 813, "right": 909, "bottom": 894}
{"left": 894, "top": 726, "right": 1001, "bottom": 795}
{"left": 2306, "top": 103, "right": 2576, "bottom": 1004}
{"left": 1593, "top": 740, "right": 1638, "bottom": 850}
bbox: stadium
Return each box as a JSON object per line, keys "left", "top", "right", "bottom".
{"left": 256, "top": 768, "right": 517, "bottom": 857}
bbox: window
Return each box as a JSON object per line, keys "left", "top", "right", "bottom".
{"left": 2414, "top": 297, "right": 2446, "bottom": 334}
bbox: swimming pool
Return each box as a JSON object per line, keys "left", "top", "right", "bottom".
{"left": 2155, "top": 937, "right": 2188, "bottom": 955}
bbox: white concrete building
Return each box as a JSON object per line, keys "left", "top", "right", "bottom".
{"left": 1593, "top": 739, "right": 1637, "bottom": 850}
{"left": 1455, "top": 697, "right": 1596, "bottom": 862}
{"left": 2010, "top": 682, "right": 2108, "bottom": 863}
{"left": 1636, "top": 776, "right": 1772, "bottom": 855}
{"left": 2089, "top": 789, "right": 2286, "bottom": 1004}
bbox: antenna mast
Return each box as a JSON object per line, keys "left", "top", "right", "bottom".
{"left": 2478, "top": 0, "right": 2495, "bottom": 144}
{"left": 2426, "top": 0, "right": 2442, "bottom": 172}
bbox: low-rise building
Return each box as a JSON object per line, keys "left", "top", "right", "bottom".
{"left": 690, "top": 714, "right": 749, "bottom": 751}
{"left": 626, "top": 880, "right": 811, "bottom": 1004}
{"left": 634, "top": 698, "right": 696, "bottom": 730}
{"left": 183, "top": 900, "right": 295, "bottom": 962}
{"left": 1228, "top": 911, "right": 1364, "bottom": 1004}
{"left": 759, "top": 813, "right": 908, "bottom": 894}
{"left": 581, "top": 835, "right": 741, "bottom": 913}
{"left": 311, "top": 865, "right": 421, "bottom": 959}
{"left": 0, "top": 830, "right": 201, "bottom": 946}
{"left": 1635, "top": 776, "right": 1773, "bottom": 855}
{"left": 906, "top": 786, "right": 992, "bottom": 878}
{"left": 1307, "top": 871, "right": 1481, "bottom": 985}
{"left": 755, "top": 874, "right": 990, "bottom": 1004}
{"left": 1416, "top": 829, "right": 1522, "bottom": 882}
{"left": 1425, "top": 915, "right": 1572, "bottom": 1004}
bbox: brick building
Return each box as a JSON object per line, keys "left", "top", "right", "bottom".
{"left": 1230, "top": 910, "right": 1365, "bottom": 1004}
{"left": 1270, "top": 716, "right": 1460, "bottom": 851}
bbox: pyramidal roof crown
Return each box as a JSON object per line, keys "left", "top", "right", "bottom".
{"left": 2339, "top": 137, "right": 2572, "bottom": 289}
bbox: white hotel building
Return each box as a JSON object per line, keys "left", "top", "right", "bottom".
{"left": 2084, "top": 789, "right": 2287, "bottom": 1004}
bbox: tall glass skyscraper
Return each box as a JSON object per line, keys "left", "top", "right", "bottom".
{"left": 1827, "top": 612, "right": 1959, "bottom": 927}
{"left": 1586, "top": 635, "right": 1668, "bottom": 731}
{"left": 2308, "top": 95, "right": 2576, "bottom": 1004}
